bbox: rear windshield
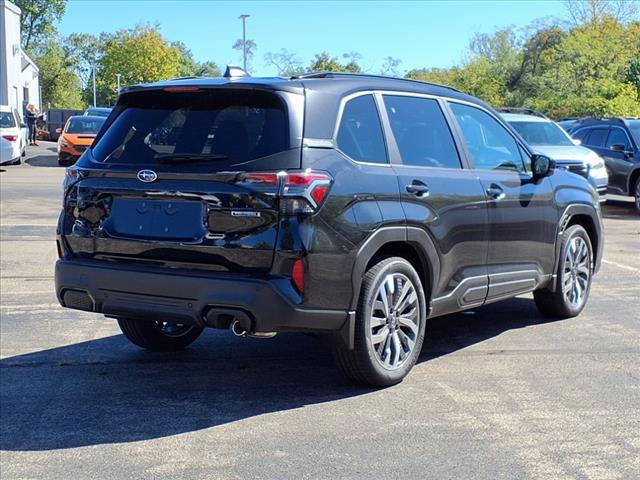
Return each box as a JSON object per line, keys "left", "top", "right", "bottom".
{"left": 92, "top": 90, "right": 289, "bottom": 167}
{"left": 508, "top": 121, "right": 573, "bottom": 146}
{"left": 66, "top": 117, "right": 105, "bottom": 134}
{"left": 0, "top": 112, "right": 16, "bottom": 128}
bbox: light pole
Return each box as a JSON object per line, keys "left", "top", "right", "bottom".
{"left": 92, "top": 64, "right": 97, "bottom": 107}
{"left": 239, "top": 14, "right": 250, "bottom": 72}
{"left": 116, "top": 74, "right": 122, "bottom": 92}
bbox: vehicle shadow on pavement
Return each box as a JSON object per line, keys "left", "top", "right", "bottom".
{"left": 601, "top": 199, "right": 639, "bottom": 220}
{"left": 0, "top": 297, "right": 560, "bottom": 451}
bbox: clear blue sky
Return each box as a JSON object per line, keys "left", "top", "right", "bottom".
{"left": 58, "top": 0, "right": 568, "bottom": 76}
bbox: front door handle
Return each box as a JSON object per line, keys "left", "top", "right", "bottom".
{"left": 406, "top": 181, "right": 430, "bottom": 197}
{"left": 486, "top": 184, "right": 505, "bottom": 200}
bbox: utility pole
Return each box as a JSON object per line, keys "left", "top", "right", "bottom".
{"left": 92, "top": 64, "right": 97, "bottom": 107}
{"left": 239, "top": 14, "right": 250, "bottom": 72}
{"left": 116, "top": 74, "right": 121, "bottom": 92}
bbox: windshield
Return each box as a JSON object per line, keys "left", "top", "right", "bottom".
{"left": 92, "top": 90, "right": 289, "bottom": 167}
{"left": 66, "top": 117, "right": 105, "bottom": 134}
{"left": 628, "top": 120, "right": 640, "bottom": 145}
{"left": 0, "top": 112, "right": 16, "bottom": 128}
{"left": 509, "top": 121, "right": 573, "bottom": 146}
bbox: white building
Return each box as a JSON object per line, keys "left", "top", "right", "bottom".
{"left": 1, "top": 0, "right": 40, "bottom": 114}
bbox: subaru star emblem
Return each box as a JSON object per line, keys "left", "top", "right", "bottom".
{"left": 137, "top": 170, "right": 158, "bottom": 183}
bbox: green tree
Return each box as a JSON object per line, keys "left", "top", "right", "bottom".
{"left": 172, "top": 41, "right": 221, "bottom": 77}
{"left": 97, "top": 26, "right": 182, "bottom": 105}
{"left": 308, "top": 52, "right": 362, "bottom": 73}
{"left": 32, "top": 39, "right": 84, "bottom": 109}
{"left": 626, "top": 56, "right": 640, "bottom": 95}
{"left": 13, "top": 0, "right": 66, "bottom": 51}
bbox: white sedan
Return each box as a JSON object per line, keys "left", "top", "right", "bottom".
{"left": 0, "top": 105, "right": 27, "bottom": 165}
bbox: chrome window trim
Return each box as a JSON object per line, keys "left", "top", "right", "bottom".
{"left": 331, "top": 90, "right": 393, "bottom": 167}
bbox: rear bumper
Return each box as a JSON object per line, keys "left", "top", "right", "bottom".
{"left": 55, "top": 258, "right": 349, "bottom": 333}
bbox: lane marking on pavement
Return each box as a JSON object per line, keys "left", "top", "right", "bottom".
{"left": 601, "top": 259, "right": 640, "bottom": 273}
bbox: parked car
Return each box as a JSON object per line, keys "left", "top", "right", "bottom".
{"left": 565, "top": 118, "right": 640, "bottom": 213}
{"left": 55, "top": 71, "right": 603, "bottom": 386}
{"left": 57, "top": 115, "right": 106, "bottom": 166}
{"left": 83, "top": 107, "right": 112, "bottom": 117}
{"left": 500, "top": 109, "right": 608, "bottom": 200}
{"left": 0, "top": 105, "right": 27, "bottom": 165}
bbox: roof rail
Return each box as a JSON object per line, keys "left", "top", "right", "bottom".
{"left": 573, "top": 117, "right": 629, "bottom": 126}
{"left": 497, "top": 107, "right": 548, "bottom": 119}
{"left": 291, "top": 71, "right": 460, "bottom": 92}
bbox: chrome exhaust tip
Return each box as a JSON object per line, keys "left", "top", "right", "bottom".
{"left": 230, "top": 319, "right": 246, "bottom": 337}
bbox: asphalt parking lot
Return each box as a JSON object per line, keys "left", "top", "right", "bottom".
{"left": 1, "top": 142, "right": 639, "bottom": 480}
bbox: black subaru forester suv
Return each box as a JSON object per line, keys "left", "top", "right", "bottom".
{"left": 56, "top": 71, "right": 603, "bottom": 386}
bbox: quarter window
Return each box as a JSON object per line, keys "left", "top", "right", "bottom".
{"left": 449, "top": 102, "right": 524, "bottom": 172}
{"left": 383, "top": 95, "right": 461, "bottom": 169}
{"left": 336, "top": 94, "right": 387, "bottom": 164}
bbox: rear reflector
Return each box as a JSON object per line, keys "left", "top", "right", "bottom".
{"left": 292, "top": 259, "right": 305, "bottom": 293}
{"left": 56, "top": 239, "right": 65, "bottom": 259}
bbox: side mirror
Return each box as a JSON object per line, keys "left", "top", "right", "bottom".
{"left": 610, "top": 144, "right": 626, "bottom": 152}
{"left": 531, "top": 154, "right": 554, "bottom": 180}
{"left": 571, "top": 138, "right": 581, "bottom": 146}
{"left": 55, "top": 128, "right": 62, "bottom": 134}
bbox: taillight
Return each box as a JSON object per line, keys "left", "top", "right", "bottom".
{"left": 292, "top": 259, "right": 305, "bottom": 293}
{"left": 2, "top": 135, "right": 17, "bottom": 142}
{"left": 280, "top": 170, "right": 332, "bottom": 214}
{"left": 56, "top": 239, "right": 65, "bottom": 259}
{"left": 239, "top": 170, "right": 332, "bottom": 215}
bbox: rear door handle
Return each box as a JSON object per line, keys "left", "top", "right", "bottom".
{"left": 486, "top": 185, "right": 505, "bottom": 200}
{"left": 406, "top": 181, "right": 430, "bottom": 197}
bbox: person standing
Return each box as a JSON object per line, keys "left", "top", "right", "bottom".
{"left": 26, "top": 104, "right": 39, "bottom": 146}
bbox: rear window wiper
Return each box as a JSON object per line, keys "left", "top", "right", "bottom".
{"left": 155, "top": 153, "right": 229, "bottom": 163}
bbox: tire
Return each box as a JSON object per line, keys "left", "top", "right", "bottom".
{"left": 11, "top": 156, "right": 21, "bottom": 165}
{"left": 534, "top": 224, "right": 593, "bottom": 318}
{"left": 117, "top": 318, "right": 204, "bottom": 352}
{"left": 333, "top": 257, "right": 427, "bottom": 387}
{"left": 633, "top": 176, "right": 640, "bottom": 215}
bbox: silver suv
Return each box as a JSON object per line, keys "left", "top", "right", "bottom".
{"left": 500, "top": 109, "right": 608, "bottom": 200}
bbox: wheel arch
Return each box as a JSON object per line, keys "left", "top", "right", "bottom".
{"left": 628, "top": 167, "right": 640, "bottom": 197}
{"left": 349, "top": 226, "right": 440, "bottom": 312}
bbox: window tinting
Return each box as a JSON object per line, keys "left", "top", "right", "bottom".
{"left": 336, "top": 94, "right": 387, "bottom": 164}
{"left": 383, "top": 95, "right": 461, "bottom": 168}
{"left": 572, "top": 128, "right": 590, "bottom": 143}
{"left": 0, "top": 112, "right": 16, "bottom": 128}
{"left": 92, "top": 90, "right": 289, "bottom": 167}
{"left": 450, "top": 102, "right": 524, "bottom": 172}
{"left": 585, "top": 128, "right": 608, "bottom": 147}
{"left": 605, "top": 128, "right": 630, "bottom": 150}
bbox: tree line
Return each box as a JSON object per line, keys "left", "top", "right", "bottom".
{"left": 14, "top": 0, "right": 640, "bottom": 118}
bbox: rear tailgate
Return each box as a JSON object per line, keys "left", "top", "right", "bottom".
{"left": 60, "top": 86, "right": 303, "bottom": 273}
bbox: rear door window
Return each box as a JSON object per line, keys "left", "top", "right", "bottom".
{"left": 92, "top": 90, "right": 290, "bottom": 168}
{"left": 585, "top": 128, "right": 609, "bottom": 147}
{"left": 383, "top": 95, "right": 461, "bottom": 169}
{"left": 336, "top": 94, "right": 387, "bottom": 164}
{"left": 449, "top": 102, "right": 525, "bottom": 172}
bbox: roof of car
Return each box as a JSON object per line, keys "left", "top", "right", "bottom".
{"left": 501, "top": 112, "right": 551, "bottom": 123}
{"left": 0, "top": 105, "right": 13, "bottom": 112}
{"left": 121, "top": 73, "right": 481, "bottom": 103}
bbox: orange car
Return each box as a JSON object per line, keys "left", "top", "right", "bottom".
{"left": 57, "top": 115, "right": 106, "bottom": 166}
